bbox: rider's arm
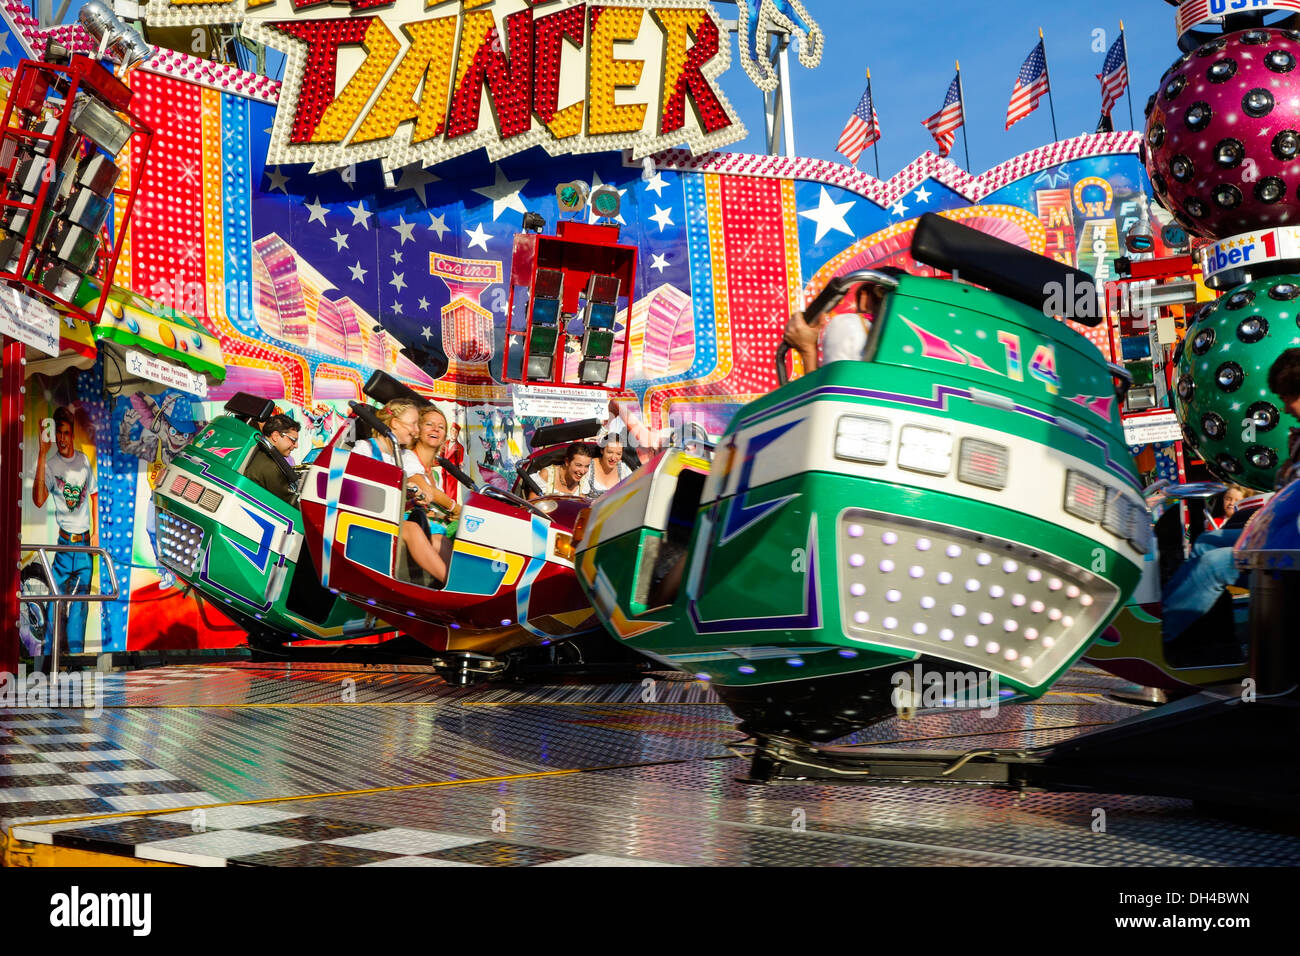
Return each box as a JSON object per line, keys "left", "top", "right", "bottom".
{"left": 783, "top": 311, "right": 826, "bottom": 372}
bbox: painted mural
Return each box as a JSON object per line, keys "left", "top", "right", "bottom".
{"left": 4, "top": 11, "right": 1160, "bottom": 654}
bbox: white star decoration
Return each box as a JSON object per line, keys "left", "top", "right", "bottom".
{"left": 393, "top": 216, "right": 416, "bottom": 245}
{"left": 650, "top": 252, "right": 670, "bottom": 273}
{"left": 349, "top": 261, "right": 368, "bottom": 282}
{"left": 390, "top": 271, "right": 406, "bottom": 291}
{"left": 645, "top": 171, "right": 670, "bottom": 197}
{"left": 265, "top": 166, "right": 289, "bottom": 195}
{"left": 891, "top": 198, "right": 909, "bottom": 217}
{"left": 473, "top": 165, "right": 529, "bottom": 221}
{"left": 393, "top": 164, "right": 439, "bottom": 206}
{"left": 428, "top": 212, "right": 450, "bottom": 240}
{"left": 799, "top": 186, "right": 855, "bottom": 244}
{"left": 331, "top": 229, "right": 349, "bottom": 252}
{"left": 304, "top": 196, "right": 328, "bottom": 226}
{"left": 418, "top": 297, "right": 430, "bottom": 312}
{"left": 348, "top": 201, "right": 373, "bottom": 229}
{"left": 391, "top": 249, "right": 403, "bottom": 264}
{"left": 465, "top": 222, "right": 491, "bottom": 251}
{"left": 650, "top": 204, "right": 674, "bottom": 232}
{"left": 421, "top": 326, "right": 433, "bottom": 341}
{"left": 914, "top": 186, "right": 932, "bottom": 204}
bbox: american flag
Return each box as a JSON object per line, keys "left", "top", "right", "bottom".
{"left": 1097, "top": 33, "right": 1128, "bottom": 115}
{"left": 922, "top": 75, "right": 963, "bottom": 157}
{"left": 1006, "top": 40, "right": 1050, "bottom": 130}
{"left": 836, "top": 78, "right": 881, "bottom": 165}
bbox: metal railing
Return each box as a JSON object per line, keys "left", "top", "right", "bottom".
{"left": 18, "top": 544, "right": 120, "bottom": 674}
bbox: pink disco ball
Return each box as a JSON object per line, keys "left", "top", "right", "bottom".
{"left": 1144, "top": 27, "right": 1300, "bottom": 239}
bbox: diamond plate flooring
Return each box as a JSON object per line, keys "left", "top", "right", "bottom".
{"left": 5, "top": 663, "right": 1298, "bottom": 866}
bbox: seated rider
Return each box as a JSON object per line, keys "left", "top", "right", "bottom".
{"left": 529, "top": 443, "right": 595, "bottom": 499}
{"left": 782, "top": 267, "right": 905, "bottom": 372}
{"left": 1162, "top": 348, "right": 1300, "bottom": 642}
{"left": 351, "top": 399, "right": 454, "bottom": 586}
{"left": 245, "top": 414, "right": 299, "bottom": 503}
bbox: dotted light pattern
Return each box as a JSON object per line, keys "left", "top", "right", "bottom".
{"left": 1145, "top": 28, "right": 1300, "bottom": 238}
{"left": 312, "top": 17, "right": 402, "bottom": 145}
{"left": 533, "top": 3, "right": 587, "bottom": 140}
{"left": 644, "top": 175, "right": 801, "bottom": 426}
{"left": 1173, "top": 275, "right": 1300, "bottom": 490}
{"left": 654, "top": 8, "right": 731, "bottom": 135}
{"left": 635, "top": 132, "right": 1144, "bottom": 209}
{"left": 447, "top": 6, "right": 534, "bottom": 141}
{"left": 352, "top": 15, "right": 458, "bottom": 144}
{"left": 734, "top": 0, "right": 823, "bottom": 94}
{"left": 587, "top": 6, "right": 649, "bottom": 136}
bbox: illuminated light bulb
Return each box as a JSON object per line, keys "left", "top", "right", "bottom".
{"left": 937, "top": 571, "right": 953, "bottom": 584}
{"left": 850, "top": 582, "right": 866, "bottom": 597}
{"left": 920, "top": 596, "right": 936, "bottom": 609}
{"left": 1026, "top": 568, "right": 1043, "bottom": 582}
{"left": 881, "top": 531, "right": 898, "bottom": 545}
{"left": 909, "top": 565, "right": 924, "bottom": 578}
{"left": 838, "top": 649, "right": 859, "bottom": 658}
{"left": 965, "top": 578, "right": 980, "bottom": 592}
{"left": 1048, "top": 578, "right": 1063, "bottom": 591}
{"left": 1080, "top": 594, "right": 1094, "bottom": 607}
{"left": 912, "top": 622, "right": 927, "bottom": 635}
{"left": 848, "top": 524, "right": 864, "bottom": 537}
{"left": 964, "top": 634, "right": 979, "bottom": 647}
{"left": 989, "top": 584, "right": 1005, "bottom": 598}
{"left": 1030, "top": 600, "right": 1045, "bottom": 614}
{"left": 916, "top": 538, "right": 932, "bottom": 551}
{"left": 1066, "top": 585, "right": 1080, "bottom": 599}
{"left": 986, "top": 641, "right": 1000, "bottom": 654}
{"left": 946, "top": 544, "right": 962, "bottom": 558}
{"left": 883, "top": 616, "right": 898, "bottom": 629}
{"left": 1048, "top": 608, "right": 1062, "bottom": 621}
{"left": 939, "top": 628, "right": 955, "bottom": 641}
{"left": 1004, "top": 619, "right": 1018, "bottom": 632}
{"left": 977, "top": 552, "right": 992, "bottom": 566}
{"left": 885, "top": 589, "right": 902, "bottom": 603}
{"left": 854, "top": 610, "right": 869, "bottom": 624}
{"left": 1021, "top": 656, "right": 1034, "bottom": 668}
{"left": 1062, "top": 616, "right": 1074, "bottom": 628}
{"left": 1024, "top": 627, "right": 1039, "bottom": 640}
{"left": 786, "top": 658, "right": 804, "bottom": 667}
{"left": 879, "top": 559, "right": 895, "bottom": 573}
{"left": 1004, "top": 648, "right": 1018, "bottom": 661}
{"left": 1003, "top": 560, "right": 1018, "bottom": 573}
{"left": 849, "top": 553, "right": 865, "bottom": 568}
{"left": 738, "top": 665, "right": 756, "bottom": 674}
{"left": 1042, "top": 636, "right": 1055, "bottom": 648}
{"left": 978, "top": 611, "right": 994, "bottom": 625}
{"left": 1011, "top": 593, "right": 1026, "bottom": 607}
{"left": 951, "top": 603, "right": 967, "bottom": 617}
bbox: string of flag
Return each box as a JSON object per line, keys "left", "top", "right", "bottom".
{"left": 837, "top": 23, "right": 1131, "bottom": 170}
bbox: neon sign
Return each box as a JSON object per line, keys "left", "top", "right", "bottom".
{"left": 143, "top": 0, "right": 747, "bottom": 172}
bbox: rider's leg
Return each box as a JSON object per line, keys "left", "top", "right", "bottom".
{"left": 401, "top": 521, "right": 452, "bottom": 584}
{"left": 1161, "top": 546, "right": 1241, "bottom": 642}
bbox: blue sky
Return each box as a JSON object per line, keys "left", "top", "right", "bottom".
{"left": 724, "top": 0, "right": 1178, "bottom": 175}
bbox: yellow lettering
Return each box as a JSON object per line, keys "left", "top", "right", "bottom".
{"left": 588, "top": 6, "right": 648, "bottom": 135}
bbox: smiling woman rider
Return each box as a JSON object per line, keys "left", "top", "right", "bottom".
{"left": 351, "top": 399, "right": 455, "bottom": 585}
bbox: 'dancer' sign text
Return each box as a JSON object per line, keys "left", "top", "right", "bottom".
{"left": 143, "top": 0, "right": 745, "bottom": 172}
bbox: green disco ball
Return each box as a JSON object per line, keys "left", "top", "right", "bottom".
{"left": 1173, "top": 275, "right": 1300, "bottom": 492}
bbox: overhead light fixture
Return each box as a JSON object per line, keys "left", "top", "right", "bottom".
{"left": 78, "top": 1, "right": 155, "bottom": 72}
{"left": 556, "top": 180, "right": 589, "bottom": 215}
{"left": 589, "top": 184, "right": 621, "bottom": 221}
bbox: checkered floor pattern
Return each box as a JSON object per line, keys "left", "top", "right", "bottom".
{"left": 0, "top": 712, "right": 217, "bottom": 826}
{"left": 11, "top": 805, "right": 670, "bottom": 867}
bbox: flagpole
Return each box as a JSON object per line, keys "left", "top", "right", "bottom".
{"left": 1120, "top": 20, "right": 1135, "bottom": 130}
{"left": 956, "top": 59, "right": 971, "bottom": 172}
{"left": 867, "top": 68, "right": 881, "bottom": 179}
{"left": 1039, "top": 27, "right": 1060, "bottom": 143}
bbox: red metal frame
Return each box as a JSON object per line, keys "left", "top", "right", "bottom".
{"left": 0, "top": 55, "right": 154, "bottom": 325}
{"left": 504, "top": 221, "right": 636, "bottom": 392}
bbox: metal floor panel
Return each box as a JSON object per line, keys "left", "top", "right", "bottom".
{"left": 6, "top": 662, "right": 1296, "bottom": 866}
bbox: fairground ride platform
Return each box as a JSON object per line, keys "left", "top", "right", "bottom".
{"left": 3, "top": 662, "right": 1297, "bottom": 867}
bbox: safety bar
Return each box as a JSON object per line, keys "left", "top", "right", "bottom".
{"left": 18, "top": 544, "right": 120, "bottom": 675}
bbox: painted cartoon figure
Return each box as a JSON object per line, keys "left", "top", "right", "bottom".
{"left": 32, "top": 406, "right": 98, "bottom": 655}
{"left": 118, "top": 390, "right": 200, "bottom": 482}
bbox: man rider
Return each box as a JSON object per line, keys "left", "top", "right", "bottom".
{"left": 245, "top": 414, "right": 299, "bottom": 503}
